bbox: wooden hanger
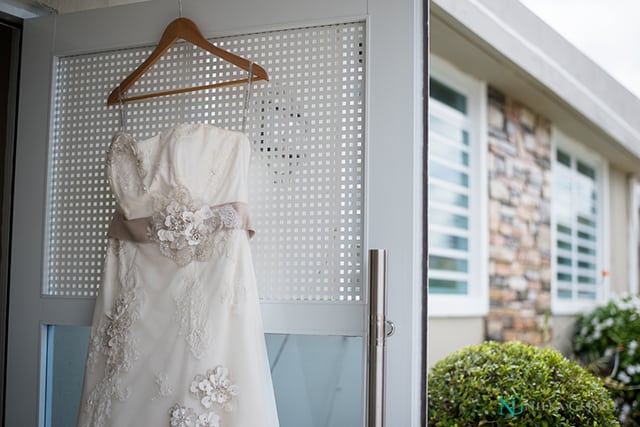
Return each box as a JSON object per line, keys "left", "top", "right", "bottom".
{"left": 107, "top": 17, "right": 269, "bottom": 105}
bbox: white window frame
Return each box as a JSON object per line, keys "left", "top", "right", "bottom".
{"left": 427, "top": 55, "right": 488, "bottom": 317}
{"left": 551, "top": 129, "right": 610, "bottom": 315}
{"left": 629, "top": 176, "right": 640, "bottom": 295}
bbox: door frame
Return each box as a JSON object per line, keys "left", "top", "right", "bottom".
{"left": 6, "top": 0, "right": 424, "bottom": 425}
{"left": 0, "top": 13, "right": 22, "bottom": 427}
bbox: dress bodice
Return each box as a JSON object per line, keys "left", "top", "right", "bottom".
{"left": 107, "top": 123, "right": 251, "bottom": 220}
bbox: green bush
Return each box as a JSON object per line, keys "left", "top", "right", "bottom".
{"left": 428, "top": 340, "right": 618, "bottom": 426}
{"left": 573, "top": 295, "right": 640, "bottom": 425}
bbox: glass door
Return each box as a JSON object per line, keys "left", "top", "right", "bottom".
{"left": 46, "top": 328, "right": 364, "bottom": 426}
{"left": 6, "top": 0, "right": 423, "bottom": 426}
{"left": 40, "top": 20, "right": 368, "bottom": 427}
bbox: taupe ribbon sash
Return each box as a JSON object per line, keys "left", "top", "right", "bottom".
{"left": 108, "top": 202, "right": 255, "bottom": 243}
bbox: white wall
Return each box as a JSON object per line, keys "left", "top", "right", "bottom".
{"left": 550, "top": 315, "right": 575, "bottom": 356}
{"left": 428, "top": 317, "right": 484, "bottom": 367}
{"left": 609, "top": 166, "right": 630, "bottom": 295}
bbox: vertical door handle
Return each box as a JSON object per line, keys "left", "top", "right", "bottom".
{"left": 368, "top": 249, "right": 391, "bottom": 427}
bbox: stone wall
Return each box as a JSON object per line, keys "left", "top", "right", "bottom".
{"left": 485, "top": 88, "right": 552, "bottom": 345}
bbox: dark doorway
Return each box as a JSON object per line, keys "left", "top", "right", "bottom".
{"left": 0, "top": 12, "right": 21, "bottom": 425}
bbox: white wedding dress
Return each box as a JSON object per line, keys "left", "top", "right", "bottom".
{"left": 77, "top": 123, "right": 279, "bottom": 427}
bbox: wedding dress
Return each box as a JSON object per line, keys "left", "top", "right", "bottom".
{"left": 77, "top": 123, "right": 279, "bottom": 427}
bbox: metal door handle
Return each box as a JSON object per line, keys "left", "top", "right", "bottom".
{"left": 368, "top": 249, "right": 391, "bottom": 427}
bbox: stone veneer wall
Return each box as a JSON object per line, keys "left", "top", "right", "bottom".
{"left": 485, "top": 88, "right": 552, "bottom": 345}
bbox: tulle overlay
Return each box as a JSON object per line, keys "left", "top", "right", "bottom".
{"left": 77, "top": 123, "right": 279, "bottom": 427}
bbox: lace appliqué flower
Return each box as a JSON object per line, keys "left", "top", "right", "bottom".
{"left": 80, "top": 243, "right": 145, "bottom": 427}
{"left": 189, "top": 366, "right": 239, "bottom": 412}
{"left": 107, "top": 132, "right": 147, "bottom": 197}
{"left": 170, "top": 404, "right": 220, "bottom": 427}
{"left": 196, "top": 411, "right": 222, "bottom": 427}
{"left": 220, "top": 278, "right": 247, "bottom": 309}
{"left": 153, "top": 372, "right": 174, "bottom": 400}
{"left": 149, "top": 187, "right": 241, "bottom": 266}
{"left": 169, "top": 365, "right": 238, "bottom": 427}
{"left": 175, "top": 276, "right": 211, "bottom": 359}
{"left": 170, "top": 404, "right": 197, "bottom": 427}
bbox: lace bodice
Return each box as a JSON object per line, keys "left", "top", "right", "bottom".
{"left": 107, "top": 123, "right": 251, "bottom": 220}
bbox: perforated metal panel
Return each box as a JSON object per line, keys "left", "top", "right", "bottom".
{"left": 47, "top": 22, "right": 366, "bottom": 302}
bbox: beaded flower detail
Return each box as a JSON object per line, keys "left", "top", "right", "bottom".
{"left": 149, "top": 187, "right": 241, "bottom": 265}
{"left": 169, "top": 404, "right": 221, "bottom": 427}
{"left": 189, "top": 366, "right": 240, "bottom": 412}
{"left": 168, "top": 365, "right": 239, "bottom": 427}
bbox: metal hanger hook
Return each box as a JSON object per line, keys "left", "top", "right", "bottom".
{"left": 118, "top": 88, "right": 127, "bottom": 133}
{"left": 241, "top": 62, "right": 254, "bottom": 134}
{"left": 178, "top": 0, "right": 183, "bottom": 17}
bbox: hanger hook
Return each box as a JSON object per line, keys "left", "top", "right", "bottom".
{"left": 118, "top": 88, "right": 127, "bottom": 133}
{"left": 241, "top": 62, "right": 254, "bottom": 134}
{"left": 178, "top": 0, "right": 183, "bottom": 18}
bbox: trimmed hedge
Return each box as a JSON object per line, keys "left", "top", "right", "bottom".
{"left": 428, "top": 340, "right": 618, "bottom": 426}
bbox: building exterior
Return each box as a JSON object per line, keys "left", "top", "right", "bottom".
{"left": 4, "top": 0, "right": 640, "bottom": 422}
{"left": 428, "top": 0, "right": 640, "bottom": 364}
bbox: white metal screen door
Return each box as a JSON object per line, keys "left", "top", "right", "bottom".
{"left": 7, "top": 0, "right": 423, "bottom": 426}
{"left": 48, "top": 19, "right": 367, "bottom": 427}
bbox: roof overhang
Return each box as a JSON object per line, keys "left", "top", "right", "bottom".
{"left": 431, "top": 0, "right": 640, "bottom": 172}
{"left": 0, "top": 0, "right": 53, "bottom": 18}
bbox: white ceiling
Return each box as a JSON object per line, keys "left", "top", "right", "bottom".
{"left": 0, "top": 0, "right": 148, "bottom": 17}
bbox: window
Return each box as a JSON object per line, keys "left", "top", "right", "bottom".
{"left": 552, "top": 131, "right": 608, "bottom": 314}
{"left": 428, "top": 56, "right": 487, "bottom": 317}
